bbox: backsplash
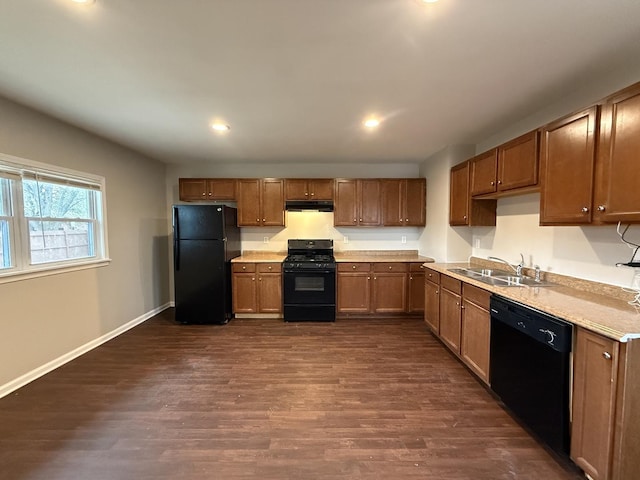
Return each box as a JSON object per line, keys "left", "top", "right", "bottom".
{"left": 240, "top": 211, "right": 421, "bottom": 253}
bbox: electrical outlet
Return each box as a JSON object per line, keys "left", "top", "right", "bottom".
{"left": 401, "top": 235, "right": 407, "bottom": 244}
{"left": 263, "top": 236, "right": 269, "bottom": 244}
{"left": 343, "top": 236, "right": 349, "bottom": 244}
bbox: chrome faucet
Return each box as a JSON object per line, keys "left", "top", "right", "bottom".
{"left": 488, "top": 253, "right": 525, "bottom": 276}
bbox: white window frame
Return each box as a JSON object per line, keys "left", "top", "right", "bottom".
{"left": 0, "top": 153, "right": 110, "bottom": 284}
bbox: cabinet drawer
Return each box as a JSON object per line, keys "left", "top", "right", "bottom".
{"left": 463, "top": 283, "right": 490, "bottom": 310}
{"left": 424, "top": 268, "right": 440, "bottom": 284}
{"left": 410, "top": 263, "right": 425, "bottom": 272}
{"left": 338, "top": 263, "right": 371, "bottom": 272}
{"left": 440, "top": 274, "right": 462, "bottom": 294}
{"left": 373, "top": 262, "right": 408, "bottom": 273}
{"left": 257, "top": 263, "right": 281, "bottom": 273}
{"left": 233, "top": 263, "right": 256, "bottom": 273}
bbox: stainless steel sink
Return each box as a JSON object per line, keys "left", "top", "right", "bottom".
{"left": 447, "top": 267, "right": 556, "bottom": 287}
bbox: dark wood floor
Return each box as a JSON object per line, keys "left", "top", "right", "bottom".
{"left": 0, "top": 310, "right": 583, "bottom": 480}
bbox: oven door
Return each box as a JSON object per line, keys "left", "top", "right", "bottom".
{"left": 283, "top": 269, "right": 336, "bottom": 305}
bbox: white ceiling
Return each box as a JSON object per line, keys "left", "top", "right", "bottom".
{"left": 1, "top": 0, "right": 640, "bottom": 165}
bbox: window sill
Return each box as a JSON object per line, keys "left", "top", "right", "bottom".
{"left": 0, "top": 258, "right": 112, "bottom": 285}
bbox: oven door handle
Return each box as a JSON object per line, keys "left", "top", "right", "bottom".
{"left": 284, "top": 270, "right": 335, "bottom": 275}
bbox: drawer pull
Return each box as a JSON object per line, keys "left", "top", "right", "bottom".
{"left": 603, "top": 352, "right": 612, "bottom": 360}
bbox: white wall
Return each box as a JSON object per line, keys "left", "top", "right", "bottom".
{"left": 419, "top": 145, "right": 475, "bottom": 262}
{"left": 0, "top": 96, "right": 169, "bottom": 390}
{"left": 420, "top": 63, "right": 640, "bottom": 290}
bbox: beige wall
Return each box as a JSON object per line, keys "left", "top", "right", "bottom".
{"left": 0, "top": 96, "right": 169, "bottom": 390}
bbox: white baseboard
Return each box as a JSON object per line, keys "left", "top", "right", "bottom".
{"left": 0, "top": 303, "right": 171, "bottom": 399}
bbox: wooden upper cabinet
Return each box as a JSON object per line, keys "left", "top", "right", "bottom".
{"left": 381, "top": 178, "right": 426, "bottom": 226}
{"left": 470, "top": 149, "right": 498, "bottom": 196}
{"left": 470, "top": 130, "right": 540, "bottom": 199}
{"left": 179, "top": 178, "right": 237, "bottom": 201}
{"left": 285, "top": 179, "right": 334, "bottom": 200}
{"left": 450, "top": 162, "right": 496, "bottom": 227}
{"left": 334, "top": 179, "right": 381, "bottom": 226}
{"left": 498, "top": 130, "right": 540, "bottom": 192}
{"left": 540, "top": 107, "right": 598, "bottom": 225}
{"left": 237, "top": 179, "right": 284, "bottom": 227}
{"left": 595, "top": 82, "right": 640, "bottom": 223}
{"left": 450, "top": 162, "right": 470, "bottom": 225}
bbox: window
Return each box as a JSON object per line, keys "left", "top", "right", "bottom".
{"left": 0, "top": 153, "right": 108, "bottom": 280}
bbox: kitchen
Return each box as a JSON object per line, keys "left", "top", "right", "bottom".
{"left": 2, "top": 1, "right": 640, "bottom": 479}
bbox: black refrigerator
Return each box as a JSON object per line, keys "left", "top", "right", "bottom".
{"left": 172, "top": 205, "right": 241, "bottom": 324}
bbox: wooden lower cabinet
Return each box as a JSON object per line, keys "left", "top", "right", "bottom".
{"left": 460, "top": 284, "right": 490, "bottom": 384}
{"left": 407, "top": 263, "right": 425, "bottom": 314}
{"left": 337, "top": 263, "right": 372, "bottom": 314}
{"left": 439, "top": 277, "right": 462, "bottom": 353}
{"left": 372, "top": 264, "right": 408, "bottom": 314}
{"left": 337, "top": 262, "right": 424, "bottom": 315}
{"left": 424, "top": 268, "right": 440, "bottom": 332}
{"left": 232, "top": 263, "right": 281, "bottom": 313}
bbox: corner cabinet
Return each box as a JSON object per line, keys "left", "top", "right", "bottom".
{"left": 237, "top": 179, "right": 285, "bottom": 227}
{"left": 381, "top": 178, "right": 426, "bottom": 226}
{"left": 450, "top": 161, "right": 496, "bottom": 226}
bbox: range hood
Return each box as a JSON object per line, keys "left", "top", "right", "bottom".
{"left": 285, "top": 200, "right": 334, "bottom": 212}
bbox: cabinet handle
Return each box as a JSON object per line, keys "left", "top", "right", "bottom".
{"left": 256, "top": 218, "right": 260, "bottom": 222}
{"left": 597, "top": 205, "right": 606, "bottom": 212}
{"left": 262, "top": 218, "right": 266, "bottom": 222}
{"left": 252, "top": 277, "right": 255, "bottom": 281}
{"left": 367, "top": 276, "right": 371, "bottom": 280}
{"left": 353, "top": 218, "right": 357, "bottom": 222}
{"left": 352, "top": 265, "right": 356, "bottom": 269}
{"left": 400, "top": 218, "right": 403, "bottom": 222}
{"left": 305, "top": 192, "right": 309, "bottom": 196}
{"left": 410, "top": 275, "right": 413, "bottom": 280}
{"left": 435, "top": 290, "right": 439, "bottom": 294}
{"left": 201, "top": 192, "right": 206, "bottom": 196}
{"left": 268, "top": 266, "right": 272, "bottom": 270}
{"left": 310, "top": 193, "right": 315, "bottom": 196}
{"left": 359, "top": 218, "right": 363, "bottom": 222}
{"left": 242, "top": 266, "right": 246, "bottom": 270}
{"left": 388, "top": 266, "right": 393, "bottom": 270}
{"left": 374, "top": 277, "right": 377, "bottom": 280}
{"left": 603, "top": 352, "right": 612, "bottom": 360}
{"left": 405, "top": 218, "right": 409, "bottom": 222}
{"left": 498, "top": 180, "right": 502, "bottom": 185}
{"left": 463, "top": 215, "right": 467, "bottom": 220}
{"left": 259, "top": 277, "right": 262, "bottom": 281}
{"left": 581, "top": 207, "right": 589, "bottom": 213}
{"left": 490, "top": 181, "right": 495, "bottom": 186}
{"left": 208, "top": 192, "right": 212, "bottom": 196}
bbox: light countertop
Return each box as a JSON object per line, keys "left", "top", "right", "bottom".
{"left": 425, "top": 262, "right": 640, "bottom": 343}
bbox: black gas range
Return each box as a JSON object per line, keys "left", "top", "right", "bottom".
{"left": 283, "top": 239, "right": 336, "bottom": 322}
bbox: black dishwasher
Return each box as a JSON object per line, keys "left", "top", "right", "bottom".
{"left": 490, "top": 295, "right": 573, "bottom": 456}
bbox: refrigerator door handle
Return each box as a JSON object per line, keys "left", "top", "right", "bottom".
{"left": 173, "top": 208, "right": 180, "bottom": 271}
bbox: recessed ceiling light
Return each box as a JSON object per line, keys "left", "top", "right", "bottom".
{"left": 363, "top": 118, "right": 381, "bottom": 129}
{"left": 421, "top": 0, "right": 439, "bottom": 3}
{"left": 71, "top": 0, "right": 96, "bottom": 4}
{"left": 211, "top": 123, "right": 231, "bottom": 132}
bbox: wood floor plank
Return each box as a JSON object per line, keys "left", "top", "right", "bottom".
{"left": 0, "top": 311, "right": 583, "bottom": 479}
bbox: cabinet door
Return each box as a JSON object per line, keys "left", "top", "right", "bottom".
{"left": 439, "top": 288, "right": 462, "bottom": 354}
{"left": 540, "top": 107, "right": 598, "bottom": 225}
{"left": 207, "top": 179, "right": 237, "bottom": 200}
{"left": 285, "top": 179, "right": 309, "bottom": 200}
{"left": 404, "top": 178, "right": 426, "bottom": 226}
{"left": 571, "top": 328, "right": 619, "bottom": 480}
{"left": 334, "top": 179, "right": 358, "bottom": 226}
{"left": 450, "top": 162, "right": 470, "bottom": 225}
{"left": 381, "top": 179, "right": 404, "bottom": 226}
{"left": 460, "top": 288, "right": 491, "bottom": 384}
{"left": 408, "top": 267, "right": 425, "bottom": 313}
{"left": 309, "top": 179, "right": 334, "bottom": 200}
{"left": 372, "top": 273, "right": 407, "bottom": 313}
{"left": 261, "top": 179, "right": 285, "bottom": 226}
{"left": 258, "top": 273, "right": 282, "bottom": 313}
{"left": 179, "top": 178, "right": 208, "bottom": 201}
{"left": 232, "top": 273, "right": 257, "bottom": 313}
{"left": 424, "top": 279, "right": 440, "bottom": 332}
{"left": 497, "top": 130, "right": 540, "bottom": 192}
{"left": 470, "top": 149, "right": 498, "bottom": 196}
{"left": 337, "top": 272, "right": 371, "bottom": 313}
{"left": 359, "top": 180, "right": 381, "bottom": 226}
{"left": 595, "top": 83, "right": 640, "bottom": 223}
{"left": 237, "top": 179, "right": 261, "bottom": 226}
